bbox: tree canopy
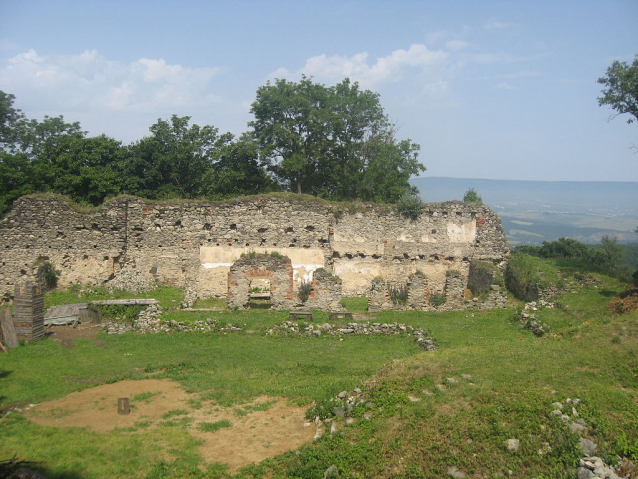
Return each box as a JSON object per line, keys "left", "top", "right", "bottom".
{"left": 597, "top": 55, "right": 638, "bottom": 124}
{"left": 0, "top": 78, "right": 426, "bottom": 216}
{"left": 250, "top": 77, "right": 424, "bottom": 202}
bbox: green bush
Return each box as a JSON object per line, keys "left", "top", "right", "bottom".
{"left": 504, "top": 253, "right": 541, "bottom": 301}
{"left": 462, "top": 187, "right": 483, "bottom": 204}
{"left": 396, "top": 191, "right": 424, "bottom": 219}
{"left": 389, "top": 283, "right": 408, "bottom": 304}
{"left": 35, "top": 261, "right": 60, "bottom": 291}
{"left": 297, "top": 281, "right": 312, "bottom": 303}
{"left": 429, "top": 292, "right": 446, "bottom": 307}
{"left": 468, "top": 261, "right": 501, "bottom": 296}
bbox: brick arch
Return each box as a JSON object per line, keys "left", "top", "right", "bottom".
{"left": 227, "top": 255, "right": 294, "bottom": 310}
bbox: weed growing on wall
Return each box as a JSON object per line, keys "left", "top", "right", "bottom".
{"left": 429, "top": 292, "right": 446, "bottom": 307}
{"left": 396, "top": 191, "right": 424, "bottom": 219}
{"left": 35, "top": 260, "right": 60, "bottom": 291}
{"left": 297, "top": 281, "right": 311, "bottom": 303}
{"left": 389, "top": 283, "right": 408, "bottom": 304}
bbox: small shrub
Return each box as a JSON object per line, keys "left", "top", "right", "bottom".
{"left": 396, "top": 191, "right": 424, "bottom": 219}
{"left": 446, "top": 269, "right": 462, "bottom": 278}
{"left": 505, "top": 253, "right": 541, "bottom": 301}
{"left": 298, "top": 281, "right": 312, "bottom": 303}
{"left": 462, "top": 187, "right": 483, "bottom": 204}
{"left": 388, "top": 283, "right": 408, "bottom": 304}
{"left": 468, "top": 261, "right": 501, "bottom": 296}
{"left": 608, "top": 288, "right": 638, "bottom": 315}
{"left": 429, "top": 293, "right": 446, "bottom": 307}
{"left": 305, "top": 399, "right": 337, "bottom": 420}
{"left": 35, "top": 261, "right": 60, "bottom": 291}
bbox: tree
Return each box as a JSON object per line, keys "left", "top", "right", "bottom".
{"left": 201, "top": 133, "right": 276, "bottom": 199}
{"left": 462, "top": 187, "right": 483, "bottom": 204}
{"left": 126, "top": 115, "right": 224, "bottom": 199}
{"left": 597, "top": 55, "right": 638, "bottom": 124}
{"left": 32, "top": 134, "right": 126, "bottom": 205}
{"left": 0, "top": 91, "right": 29, "bottom": 153}
{"left": 250, "top": 77, "right": 424, "bottom": 201}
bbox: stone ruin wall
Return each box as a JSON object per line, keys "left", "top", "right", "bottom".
{"left": 0, "top": 195, "right": 509, "bottom": 309}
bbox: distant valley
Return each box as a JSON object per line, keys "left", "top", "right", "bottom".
{"left": 411, "top": 177, "right": 638, "bottom": 246}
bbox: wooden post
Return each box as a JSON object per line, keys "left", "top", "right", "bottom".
{"left": 0, "top": 308, "right": 18, "bottom": 350}
{"left": 118, "top": 398, "right": 130, "bottom": 415}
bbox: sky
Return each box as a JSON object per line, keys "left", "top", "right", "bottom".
{"left": 1, "top": 0, "right": 637, "bottom": 182}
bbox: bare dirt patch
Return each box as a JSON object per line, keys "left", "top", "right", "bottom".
{"left": 24, "top": 379, "right": 315, "bottom": 472}
{"left": 45, "top": 323, "right": 104, "bottom": 349}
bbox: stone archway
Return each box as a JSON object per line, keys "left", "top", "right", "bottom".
{"left": 227, "top": 254, "right": 294, "bottom": 310}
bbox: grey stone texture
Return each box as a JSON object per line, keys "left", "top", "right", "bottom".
{"left": 0, "top": 195, "right": 509, "bottom": 312}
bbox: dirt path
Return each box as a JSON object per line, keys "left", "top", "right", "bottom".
{"left": 25, "top": 379, "right": 315, "bottom": 472}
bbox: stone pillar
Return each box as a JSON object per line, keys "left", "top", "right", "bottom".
{"left": 407, "top": 273, "right": 429, "bottom": 310}
{"left": 13, "top": 282, "right": 45, "bottom": 341}
{"left": 444, "top": 274, "right": 466, "bottom": 310}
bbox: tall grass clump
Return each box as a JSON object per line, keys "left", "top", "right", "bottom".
{"left": 505, "top": 253, "right": 542, "bottom": 301}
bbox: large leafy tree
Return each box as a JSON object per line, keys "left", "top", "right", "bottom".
{"left": 201, "top": 132, "right": 276, "bottom": 200}
{"left": 597, "top": 55, "right": 638, "bottom": 124}
{"left": 32, "top": 134, "right": 126, "bottom": 206}
{"left": 126, "top": 115, "right": 224, "bottom": 199}
{"left": 250, "top": 77, "right": 425, "bottom": 202}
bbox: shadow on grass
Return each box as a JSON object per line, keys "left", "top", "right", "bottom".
{"left": 0, "top": 456, "right": 85, "bottom": 479}
{"left": 599, "top": 289, "right": 619, "bottom": 298}
{"left": 0, "top": 370, "right": 11, "bottom": 379}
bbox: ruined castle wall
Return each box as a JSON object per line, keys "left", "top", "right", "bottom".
{"left": 0, "top": 195, "right": 509, "bottom": 302}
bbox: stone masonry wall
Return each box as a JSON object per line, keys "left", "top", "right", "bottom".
{"left": 227, "top": 255, "right": 295, "bottom": 310}
{"left": 0, "top": 194, "right": 509, "bottom": 308}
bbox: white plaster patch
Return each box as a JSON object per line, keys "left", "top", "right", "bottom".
{"left": 200, "top": 246, "right": 326, "bottom": 285}
{"left": 446, "top": 221, "right": 476, "bottom": 243}
{"left": 202, "top": 262, "right": 233, "bottom": 269}
{"left": 398, "top": 234, "right": 415, "bottom": 243}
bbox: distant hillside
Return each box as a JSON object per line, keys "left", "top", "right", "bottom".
{"left": 410, "top": 177, "right": 638, "bottom": 245}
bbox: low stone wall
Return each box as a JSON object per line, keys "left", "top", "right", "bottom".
{"left": 298, "top": 269, "right": 344, "bottom": 311}
{"left": 368, "top": 272, "right": 507, "bottom": 312}
{"left": 266, "top": 321, "right": 437, "bottom": 351}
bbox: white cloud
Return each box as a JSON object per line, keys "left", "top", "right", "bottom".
{"left": 445, "top": 40, "right": 470, "bottom": 52}
{"left": 0, "top": 49, "right": 226, "bottom": 113}
{"left": 495, "top": 82, "right": 517, "bottom": 90}
{"left": 272, "top": 44, "right": 448, "bottom": 90}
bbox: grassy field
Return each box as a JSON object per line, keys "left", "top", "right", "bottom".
{"left": 1, "top": 261, "right": 637, "bottom": 478}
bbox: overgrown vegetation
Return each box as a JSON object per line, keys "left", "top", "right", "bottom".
{"left": 297, "top": 281, "right": 311, "bottom": 303}
{"left": 34, "top": 260, "right": 60, "bottom": 291}
{"left": 396, "top": 190, "right": 424, "bottom": 219}
{"left": 516, "top": 236, "right": 631, "bottom": 280}
{"left": 388, "top": 283, "right": 408, "bottom": 304}
{"left": 1, "top": 257, "right": 637, "bottom": 478}
{"left": 467, "top": 261, "right": 502, "bottom": 297}
{"left": 428, "top": 292, "right": 446, "bottom": 307}
{"left": 505, "top": 253, "right": 545, "bottom": 301}
{"left": 462, "top": 187, "right": 483, "bottom": 204}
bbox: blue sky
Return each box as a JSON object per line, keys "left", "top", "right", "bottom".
{"left": 1, "top": 0, "right": 637, "bottom": 182}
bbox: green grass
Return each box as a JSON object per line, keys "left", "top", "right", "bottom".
{"left": 1, "top": 266, "right": 637, "bottom": 478}
{"left": 46, "top": 284, "right": 184, "bottom": 310}
{"left": 197, "top": 419, "right": 232, "bottom": 433}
